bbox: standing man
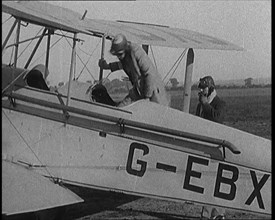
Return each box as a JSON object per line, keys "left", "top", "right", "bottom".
{"left": 98, "top": 34, "right": 170, "bottom": 107}
{"left": 196, "top": 75, "right": 226, "bottom": 220}
{"left": 196, "top": 76, "right": 225, "bottom": 123}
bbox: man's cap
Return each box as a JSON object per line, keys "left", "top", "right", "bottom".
{"left": 110, "top": 34, "right": 128, "bottom": 55}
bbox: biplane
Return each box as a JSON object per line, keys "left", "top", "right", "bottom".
{"left": 2, "top": 1, "right": 271, "bottom": 219}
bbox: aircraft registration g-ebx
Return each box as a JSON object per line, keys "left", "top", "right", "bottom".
{"left": 2, "top": 1, "right": 271, "bottom": 219}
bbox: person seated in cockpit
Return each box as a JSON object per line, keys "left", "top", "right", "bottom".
{"left": 98, "top": 34, "right": 170, "bottom": 107}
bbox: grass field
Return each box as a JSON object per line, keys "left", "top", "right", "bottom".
{"left": 111, "top": 87, "right": 271, "bottom": 139}
{"left": 67, "top": 87, "right": 271, "bottom": 220}
{"left": 170, "top": 87, "right": 271, "bottom": 139}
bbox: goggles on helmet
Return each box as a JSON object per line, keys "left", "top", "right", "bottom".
{"left": 198, "top": 76, "right": 215, "bottom": 89}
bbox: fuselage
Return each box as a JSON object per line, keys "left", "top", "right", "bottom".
{"left": 2, "top": 80, "right": 271, "bottom": 216}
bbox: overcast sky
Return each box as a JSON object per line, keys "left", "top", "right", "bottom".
{"left": 2, "top": 1, "right": 271, "bottom": 86}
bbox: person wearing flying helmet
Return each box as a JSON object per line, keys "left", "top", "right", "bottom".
{"left": 98, "top": 34, "right": 170, "bottom": 107}
{"left": 196, "top": 76, "right": 226, "bottom": 220}
{"left": 196, "top": 76, "right": 225, "bottom": 124}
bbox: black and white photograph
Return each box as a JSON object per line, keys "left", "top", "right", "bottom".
{"left": 2, "top": 1, "right": 271, "bottom": 219}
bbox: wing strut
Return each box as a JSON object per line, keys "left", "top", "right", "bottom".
{"left": 44, "top": 29, "right": 53, "bottom": 79}
{"left": 14, "top": 19, "right": 21, "bottom": 68}
{"left": 24, "top": 28, "right": 48, "bottom": 69}
{"left": 182, "top": 48, "right": 194, "bottom": 113}
{"left": 99, "top": 34, "right": 106, "bottom": 82}
{"left": 2, "top": 19, "right": 18, "bottom": 54}
{"left": 66, "top": 33, "right": 77, "bottom": 107}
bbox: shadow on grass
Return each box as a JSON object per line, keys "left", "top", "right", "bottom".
{"left": 62, "top": 184, "right": 201, "bottom": 220}
{"left": 62, "top": 183, "right": 141, "bottom": 219}
{"left": 115, "top": 208, "right": 200, "bottom": 220}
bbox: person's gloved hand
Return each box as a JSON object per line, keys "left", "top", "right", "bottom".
{"left": 143, "top": 74, "right": 155, "bottom": 99}
{"left": 199, "top": 94, "right": 208, "bottom": 104}
{"left": 98, "top": 58, "right": 109, "bottom": 69}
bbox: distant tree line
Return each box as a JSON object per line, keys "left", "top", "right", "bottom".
{"left": 166, "top": 77, "right": 271, "bottom": 91}
{"left": 167, "top": 83, "right": 271, "bottom": 91}
{"left": 54, "top": 77, "right": 270, "bottom": 94}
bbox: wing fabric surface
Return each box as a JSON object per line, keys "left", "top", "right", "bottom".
{"left": 2, "top": 1, "right": 243, "bottom": 50}
{"left": 2, "top": 160, "right": 83, "bottom": 215}
{"left": 2, "top": 1, "right": 89, "bottom": 34}
{"left": 83, "top": 19, "right": 243, "bottom": 50}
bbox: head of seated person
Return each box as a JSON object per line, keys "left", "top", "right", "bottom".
{"left": 91, "top": 84, "right": 116, "bottom": 106}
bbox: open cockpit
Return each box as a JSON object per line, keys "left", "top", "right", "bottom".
{"left": 2, "top": 64, "right": 50, "bottom": 93}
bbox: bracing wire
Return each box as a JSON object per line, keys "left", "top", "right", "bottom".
{"left": 2, "top": 15, "right": 13, "bottom": 25}
{"left": 97, "top": 71, "right": 113, "bottom": 86}
{"left": 162, "top": 48, "right": 187, "bottom": 83}
{"left": 78, "top": 44, "right": 95, "bottom": 56}
{"left": 61, "top": 30, "right": 96, "bottom": 81}
{"left": 2, "top": 110, "right": 55, "bottom": 180}
{"left": 17, "top": 27, "right": 44, "bottom": 61}
{"left": 76, "top": 39, "right": 101, "bottom": 81}
{"left": 85, "top": 70, "right": 113, "bottom": 95}
{"left": 30, "top": 32, "right": 67, "bottom": 66}
{"left": 9, "top": 34, "right": 16, "bottom": 65}
{"left": 165, "top": 50, "right": 186, "bottom": 86}
{"left": 162, "top": 48, "right": 187, "bottom": 82}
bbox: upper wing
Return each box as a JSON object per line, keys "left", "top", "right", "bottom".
{"left": 2, "top": 1, "right": 89, "bottom": 34}
{"left": 2, "top": 1, "right": 243, "bottom": 51}
{"left": 2, "top": 159, "right": 83, "bottom": 216}
{"left": 82, "top": 19, "right": 244, "bottom": 51}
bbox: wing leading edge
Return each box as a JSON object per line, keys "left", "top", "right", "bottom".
{"left": 2, "top": 1, "right": 243, "bottom": 51}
